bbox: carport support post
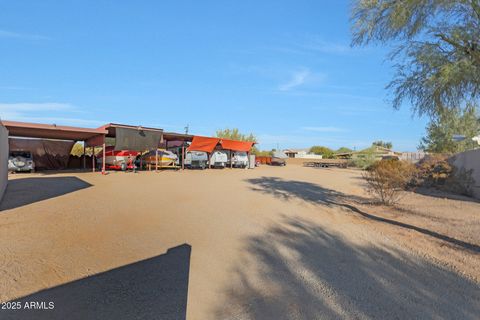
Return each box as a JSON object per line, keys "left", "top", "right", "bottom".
{"left": 230, "top": 150, "right": 233, "bottom": 169}
{"left": 102, "top": 142, "right": 106, "bottom": 174}
{"left": 208, "top": 152, "right": 211, "bottom": 169}
{"left": 181, "top": 145, "right": 185, "bottom": 170}
{"left": 83, "top": 143, "right": 86, "bottom": 169}
{"left": 155, "top": 148, "right": 158, "bottom": 173}
{"left": 92, "top": 147, "right": 95, "bottom": 172}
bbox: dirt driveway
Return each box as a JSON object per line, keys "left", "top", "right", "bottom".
{"left": 0, "top": 166, "right": 479, "bottom": 319}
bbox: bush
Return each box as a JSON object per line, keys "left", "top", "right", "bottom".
{"left": 363, "top": 159, "right": 416, "bottom": 205}
{"left": 348, "top": 149, "right": 377, "bottom": 169}
{"left": 414, "top": 154, "right": 452, "bottom": 187}
{"left": 414, "top": 154, "right": 475, "bottom": 196}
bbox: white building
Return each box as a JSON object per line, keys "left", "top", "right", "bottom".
{"left": 283, "top": 149, "right": 323, "bottom": 159}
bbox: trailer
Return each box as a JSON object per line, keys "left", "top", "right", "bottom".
{"left": 303, "top": 159, "right": 347, "bottom": 168}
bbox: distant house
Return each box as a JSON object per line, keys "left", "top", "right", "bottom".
{"left": 283, "top": 149, "right": 323, "bottom": 159}
{"left": 335, "top": 146, "right": 401, "bottom": 160}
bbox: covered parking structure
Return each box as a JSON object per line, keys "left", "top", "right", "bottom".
{"left": 2, "top": 120, "right": 256, "bottom": 172}
{"left": 187, "top": 136, "right": 255, "bottom": 169}
{"left": 162, "top": 132, "right": 193, "bottom": 170}
{"left": 2, "top": 120, "right": 108, "bottom": 172}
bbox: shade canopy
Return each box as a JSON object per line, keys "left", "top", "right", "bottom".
{"left": 220, "top": 139, "right": 254, "bottom": 152}
{"left": 187, "top": 136, "right": 220, "bottom": 153}
{"left": 98, "top": 123, "right": 163, "bottom": 151}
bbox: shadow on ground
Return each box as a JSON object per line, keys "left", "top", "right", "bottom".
{"left": 414, "top": 186, "right": 480, "bottom": 203}
{"left": 0, "top": 177, "right": 92, "bottom": 211}
{"left": 1, "top": 244, "right": 191, "bottom": 320}
{"left": 216, "top": 217, "right": 480, "bottom": 319}
{"left": 246, "top": 177, "right": 480, "bottom": 253}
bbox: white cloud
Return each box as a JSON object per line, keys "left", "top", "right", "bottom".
{"left": 0, "top": 102, "right": 107, "bottom": 127}
{"left": 0, "top": 102, "right": 73, "bottom": 112}
{"left": 0, "top": 29, "right": 50, "bottom": 41}
{"left": 278, "top": 69, "right": 310, "bottom": 91}
{"left": 278, "top": 68, "right": 326, "bottom": 92}
{"left": 302, "top": 39, "right": 351, "bottom": 54}
{"left": 301, "top": 126, "right": 346, "bottom": 133}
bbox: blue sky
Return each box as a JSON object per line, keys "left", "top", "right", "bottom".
{"left": 0, "top": 0, "right": 428, "bottom": 151}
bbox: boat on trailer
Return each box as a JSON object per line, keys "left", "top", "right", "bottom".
{"left": 141, "top": 149, "right": 178, "bottom": 167}
{"left": 97, "top": 146, "right": 140, "bottom": 170}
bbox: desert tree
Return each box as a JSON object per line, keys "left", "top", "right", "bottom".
{"left": 419, "top": 102, "right": 480, "bottom": 152}
{"left": 351, "top": 0, "right": 480, "bottom": 117}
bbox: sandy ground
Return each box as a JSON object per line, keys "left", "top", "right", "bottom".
{"left": 0, "top": 165, "right": 479, "bottom": 319}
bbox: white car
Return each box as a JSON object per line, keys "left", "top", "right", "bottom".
{"left": 8, "top": 151, "right": 35, "bottom": 172}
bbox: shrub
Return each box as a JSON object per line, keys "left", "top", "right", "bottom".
{"left": 363, "top": 159, "right": 416, "bottom": 205}
{"left": 414, "top": 154, "right": 452, "bottom": 187}
{"left": 414, "top": 154, "right": 475, "bottom": 196}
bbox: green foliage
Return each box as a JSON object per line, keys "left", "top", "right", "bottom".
{"left": 216, "top": 128, "right": 258, "bottom": 153}
{"left": 254, "top": 150, "right": 274, "bottom": 157}
{"left": 420, "top": 103, "right": 480, "bottom": 153}
{"left": 216, "top": 128, "right": 256, "bottom": 142}
{"left": 351, "top": 0, "right": 480, "bottom": 117}
{"left": 309, "top": 146, "right": 334, "bottom": 158}
{"left": 372, "top": 141, "right": 393, "bottom": 149}
{"left": 348, "top": 148, "right": 377, "bottom": 169}
{"left": 336, "top": 147, "right": 353, "bottom": 153}
{"left": 363, "top": 159, "right": 416, "bottom": 205}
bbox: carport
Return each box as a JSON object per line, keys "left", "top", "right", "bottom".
{"left": 187, "top": 136, "right": 255, "bottom": 169}
{"left": 98, "top": 123, "right": 164, "bottom": 172}
{"left": 3, "top": 120, "right": 108, "bottom": 173}
{"left": 162, "top": 132, "right": 193, "bottom": 170}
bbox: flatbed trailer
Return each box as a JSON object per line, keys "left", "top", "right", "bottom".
{"left": 303, "top": 159, "right": 347, "bottom": 168}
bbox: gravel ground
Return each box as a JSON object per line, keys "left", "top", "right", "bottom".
{"left": 0, "top": 166, "right": 479, "bottom": 319}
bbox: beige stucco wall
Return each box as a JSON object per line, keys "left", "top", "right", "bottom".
{"left": 0, "top": 123, "right": 8, "bottom": 203}
{"left": 451, "top": 149, "right": 480, "bottom": 199}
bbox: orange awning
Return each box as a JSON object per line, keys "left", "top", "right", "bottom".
{"left": 220, "top": 139, "right": 254, "bottom": 152}
{"left": 187, "top": 136, "right": 220, "bottom": 153}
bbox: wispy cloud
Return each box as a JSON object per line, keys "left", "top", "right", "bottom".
{"left": 0, "top": 29, "right": 50, "bottom": 41}
{"left": 301, "top": 126, "right": 346, "bottom": 133}
{"left": 0, "top": 102, "right": 73, "bottom": 113}
{"left": 263, "top": 35, "right": 367, "bottom": 57}
{"left": 278, "top": 69, "right": 310, "bottom": 91}
{"left": 278, "top": 68, "right": 326, "bottom": 92}
{"left": 301, "top": 39, "right": 351, "bottom": 54}
{"left": 0, "top": 102, "right": 106, "bottom": 127}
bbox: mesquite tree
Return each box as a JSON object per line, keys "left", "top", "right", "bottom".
{"left": 351, "top": 0, "right": 480, "bottom": 117}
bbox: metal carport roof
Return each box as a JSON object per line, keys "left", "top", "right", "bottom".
{"left": 2, "top": 120, "right": 107, "bottom": 141}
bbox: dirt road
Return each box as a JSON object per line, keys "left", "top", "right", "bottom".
{"left": 0, "top": 166, "right": 479, "bottom": 319}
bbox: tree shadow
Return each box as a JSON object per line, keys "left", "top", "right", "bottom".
{"left": 216, "top": 217, "right": 480, "bottom": 319}
{"left": 246, "top": 177, "right": 480, "bottom": 253}
{"left": 1, "top": 177, "right": 92, "bottom": 211}
{"left": 1, "top": 244, "right": 191, "bottom": 320}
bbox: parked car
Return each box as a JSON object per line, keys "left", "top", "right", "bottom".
{"left": 8, "top": 151, "right": 35, "bottom": 172}
{"left": 271, "top": 151, "right": 287, "bottom": 166}
{"left": 271, "top": 156, "right": 286, "bottom": 166}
